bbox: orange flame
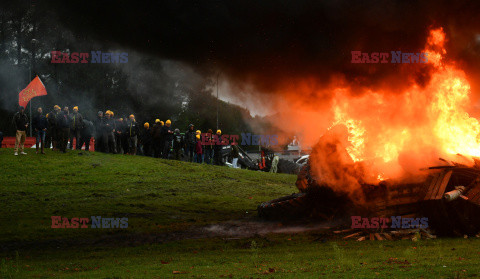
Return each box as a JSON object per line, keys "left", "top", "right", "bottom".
{"left": 270, "top": 27, "right": 480, "bottom": 189}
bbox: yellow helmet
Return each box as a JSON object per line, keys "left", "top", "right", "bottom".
{"left": 196, "top": 130, "right": 201, "bottom": 135}
{"left": 144, "top": 122, "right": 150, "bottom": 128}
{"left": 105, "top": 110, "right": 112, "bottom": 115}
{"left": 54, "top": 105, "right": 60, "bottom": 110}
{"left": 46, "top": 113, "right": 49, "bottom": 118}
{"left": 166, "top": 119, "right": 171, "bottom": 125}
{"left": 217, "top": 129, "right": 221, "bottom": 134}
{"left": 160, "top": 121, "right": 164, "bottom": 126}
{"left": 129, "top": 114, "right": 134, "bottom": 119}
{"left": 155, "top": 119, "right": 160, "bottom": 123}
{"left": 73, "top": 106, "right": 78, "bottom": 111}
{"left": 119, "top": 118, "right": 123, "bottom": 121}
{"left": 110, "top": 111, "right": 114, "bottom": 116}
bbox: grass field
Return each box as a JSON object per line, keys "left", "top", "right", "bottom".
{"left": 1, "top": 148, "right": 479, "bottom": 278}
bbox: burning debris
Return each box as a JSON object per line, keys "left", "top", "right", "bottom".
{"left": 258, "top": 27, "right": 480, "bottom": 238}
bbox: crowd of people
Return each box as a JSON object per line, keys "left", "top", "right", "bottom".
{"left": 10, "top": 105, "right": 241, "bottom": 167}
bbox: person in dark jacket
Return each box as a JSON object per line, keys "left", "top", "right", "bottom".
{"left": 115, "top": 117, "right": 125, "bottom": 154}
{"left": 231, "top": 144, "right": 240, "bottom": 168}
{"left": 12, "top": 106, "right": 29, "bottom": 155}
{"left": 33, "top": 107, "right": 48, "bottom": 154}
{"left": 214, "top": 129, "right": 225, "bottom": 166}
{"left": 161, "top": 119, "right": 174, "bottom": 159}
{"left": 61, "top": 106, "right": 71, "bottom": 150}
{"left": 78, "top": 119, "right": 94, "bottom": 151}
{"left": 151, "top": 119, "right": 163, "bottom": 158}
{"left": 58, "top": 109, "right": 70, "bottom": 153}
{"left": 47, "top": 105, "right": 61, "bottom": 151}
{"left": 184, "top": 124, "right": 196, "bottom": 162}
{"left": 94, "top": 111, "right": 104, "bottom": 152}
{"left": 69, "top": 106, "right": 84, "bottom": 150}
{"left": 103, "top": 110, "right": 116, "bottom": 153}
{"left": 204, "top": 129, "right": 214, "bottom": 164}
{"left": 194, "top": 134, "right": 203, "bottom": 163}
{"left": 140, "top": 122, "right": 153, "bottom": 156}
{"left": 172, "top": 128, "right": 184, "bottom": 160}
{"left": 125, "top": 114, "right": 140, "bottom": 155}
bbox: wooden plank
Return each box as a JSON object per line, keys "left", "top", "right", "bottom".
{"left": 425, "top": 172, "right": 443, "bottom": 200}
{"left": 374, "top": 233, "right": 384, "bottom": 240}
{"left": 433, "top": 170, "right": 453, "bottom": 200}
{"left": 343, "top": 232, "right": 362, "bottom": 239}
{"left": 382, "top": 233, "right": 393, "bottom": 240}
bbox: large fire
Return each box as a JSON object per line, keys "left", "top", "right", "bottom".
{"left": 272, "top": 27, "right": 480, "bottom": 193}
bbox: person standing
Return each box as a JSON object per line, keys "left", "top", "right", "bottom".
{"left": 194, "top": 134, "right": 203, "bottom": 163}
{"left": 33, "top": 107, "right": 48, "bottom": 154}
{"left": 231, "top": 144, "right": 240, "bottom": 168}
{"left": 94, "top": 111, "right": 104, "bottom": 152}
{"left": 125, "top": 114, "right": 139, "bottom": 155}
{"left": 103, "top": 110, "right": 116, "bottom": 154}
{"left": 161, "top": 119, "right": 174, "bottom": 159}
{"left": 62, "top": 106, "right": 72, "bottom": 149}
{"left": 172, "top": 128, "right": 184, "bottom": 160}
{"left": 115, "top": 118, "right": 125, "bottom": 154}
{"left": 140, "top": 122, "right": 153, "bottom": 156}
{"left": 58, "top": 108, "right": 70, "bottom": 153}
{"left": 214, "top": 129, "right": 224, "bottom": 166}
{"left": 48, "top": 105, "right": 61, "bottom": 151}
{"left": 69, "top": 106, "right": 84, "bottom": 150}
{"left": 79, "top": 119, "right": 94, "bottom": 151}
{"left": 204, "top": 129, "right": 214, "bottom": 164}
{"left": 152, "top": 119, "right": 163, "bottom": 158}
{"left": 12, "top": 106, "right": 29, "bottom": 155}
{"left": 185, "top": 124, "right": 196, "bottom": 162}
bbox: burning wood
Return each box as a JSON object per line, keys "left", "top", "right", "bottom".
{"left": 258, "top": 156, "right": 480, "bottom": 237}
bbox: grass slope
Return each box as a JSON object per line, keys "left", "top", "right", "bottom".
{"left": 1, "top": 148, "right": 479, "bottom": 278}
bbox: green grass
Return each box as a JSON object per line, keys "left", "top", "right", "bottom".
{"left": 1, "top": 148, "right": 480, "bottom": 278}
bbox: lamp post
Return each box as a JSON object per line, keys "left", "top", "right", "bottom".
{"left": 216, "top": 73, "right": 219, "bottom": 131}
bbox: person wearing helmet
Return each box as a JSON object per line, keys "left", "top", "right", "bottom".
{"left": 172, "top": 128, "right": 184, "bottom": 160}
{"left": 152, "top": 119, "right": 163, "bottom": 158}
{"left": 184, "top": 124, "right": 196, "bottom": 162}
{"left": 140, "top": 122, "right": 153, "bottom": 157}
{"left": 12, "top": 106, "right": 29, "bottom": 155}
{"left": 161, "top": 119, "right": 174, "bottom": 159}
{"left": 94, "top": 111, "right": 105, "bottom": 152}
{"left": 204, "top": 129, "right": 214, "bottom": 164}
{"left": 103, "top": 110, "right": 117, "bottom": 153}
{"left": 69, "top": 106, "right": 84, "bottom": 150}
{"left": 214, "top": 129, "right": 224, "bottom": 166}
{"left": 125, "top": 114, "right": 140, "bottom": 155}
{"left": 115, "top": 117, "right": 125, "bottom": 154}
{"left": 194, "top": 134, "right": 203, "bottom": 163}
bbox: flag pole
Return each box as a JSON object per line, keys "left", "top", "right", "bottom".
{"left": 29, "top": 98, "right": 33, "bottom": 137}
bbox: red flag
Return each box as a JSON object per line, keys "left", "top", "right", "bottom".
{"left": 18, "top": 76, "right": 47, "bottom": 108}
